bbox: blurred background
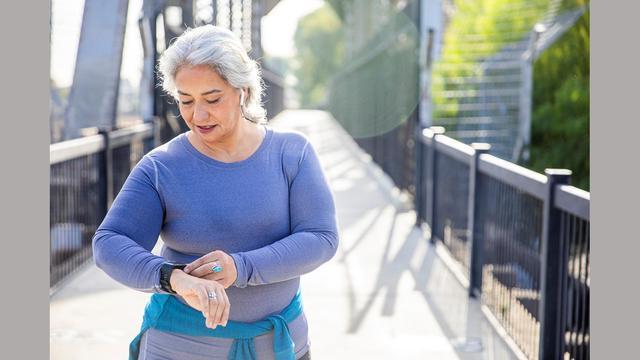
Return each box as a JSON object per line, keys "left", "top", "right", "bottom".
{"left": 50, "top": 1, "right": 590, "bottom": 359}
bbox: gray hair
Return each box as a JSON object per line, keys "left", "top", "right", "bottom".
{"left": 158, "top": 25, "right": 266, "bottom": 123}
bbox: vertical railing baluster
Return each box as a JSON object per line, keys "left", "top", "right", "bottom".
{"left": 468, "top": 143, "right": 491, "bottom": 298}
{"left": 538, "top": 168, "right": 571, "bottom": 360}
{"left": 414, "top": 125, "right": 426, "bottom": 224}
{"left": 426, "top": 126, "right": 444, "bottom": 243}
{"left": 98, "top": 129, "right": 113, "bottom": 215}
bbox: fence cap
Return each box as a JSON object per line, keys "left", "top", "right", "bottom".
{"left": 429, "top": 126, "right": 446, "bottom": 134}
{"left": 544, "top": 168, "right": 572, "bottom": 176}
{"left": 470, "top": 143, "right": 491, "bottom": 151}
{"left": 422, "top": 127, "right": 445, "bottom": 138}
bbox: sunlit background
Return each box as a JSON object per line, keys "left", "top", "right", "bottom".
{"left": 51, "top": 0, "right": 588, "bottom": 190}
{"left": 50, "top": 1, "right": 590, "bottom": 359}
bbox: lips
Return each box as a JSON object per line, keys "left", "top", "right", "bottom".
{"left": 196, "top": 125, "right": 217, "bottom": 134}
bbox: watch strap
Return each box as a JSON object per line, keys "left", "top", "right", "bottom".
{"left": 159, "top": 263, "right": 186, "bottom": 294}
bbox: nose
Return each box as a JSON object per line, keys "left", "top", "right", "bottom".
{"left": 193, "top": 104, "right": 209, "bottom": 122}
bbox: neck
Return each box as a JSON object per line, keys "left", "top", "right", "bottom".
{"left": 190, "top": 120, "right": 264, "bottom": 162}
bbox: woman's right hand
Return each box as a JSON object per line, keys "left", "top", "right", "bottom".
{"left": 169, "top": 269, "right": 230, "bottom": 329}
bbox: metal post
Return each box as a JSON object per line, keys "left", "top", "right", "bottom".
{"left": 182, "top": 0, "right": 194, "bottom": 27}
{"left": 514, "top": 28, "right": 542, "bottom": 164}
{"left": 538, "top": 169, "right": 572, "bottom": 360}
{"left": 426, "top": 126, "right": 445, "bottom": 243}
{"left": 140, "top": 0, "right": 164, "bottom": 150}
{"left": 211, "top": 0, "right": 217, "bottom": 25}
{"left": 414, "top": 126, "right": 426, "bottom": 225}
{"left": 228, "top": 0, "right": 234, "bottom": 31}
{"left": 98, "top": 129, "right": 114, "bottom": 214}
{"left": 514, "top": 50, "right": 532, "bottom": 163}
{"left": 468, "top": 143, "right": 491, "bottom": 298}
{"left": 153, "top": 116, "right": 163, "bottom": 149}
{"left": 250, "top": 0, "right": 262, "bottom": 61}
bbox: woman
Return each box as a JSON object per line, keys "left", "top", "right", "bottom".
{"left": 92, "top": 24, "right": 338, "bottom": 360}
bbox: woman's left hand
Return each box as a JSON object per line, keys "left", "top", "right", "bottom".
{"left": 183, "top": 250, "right": 238, "bottom": 289}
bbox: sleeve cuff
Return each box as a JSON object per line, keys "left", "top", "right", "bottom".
{"left": 152, "top": 263, "right": 175, "bottom": 294}
{"left": 153, "top": 283, "right": 171, "bottom": 294}
{"left": 230, "top": 253, "right": 248, "bottom": 288}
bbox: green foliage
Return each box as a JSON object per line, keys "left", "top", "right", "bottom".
{"left": 527, "top": 6, "right": 589, "bottom": 191}
{"left": 559, "top": 0, "right": 589, "bottom": 12}
{"left": 432, "top": 0, "right": 548, "bottom": 119}
{"left": 432, "top": 0, "right": 590, "bottom": 191}
{"left": 293, "top": 4, "right": 344, "bottom": 108}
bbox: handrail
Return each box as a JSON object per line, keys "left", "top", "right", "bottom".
{"left": 109, "top": 123, "right": 153, "bottom": 148}
{"left": 50, "top": 123, "right": 153, "bottom": 165}
{"left": 416, "top": 124, "right": 590, "bottom": 360}
{"left": 434, "top": 135, "right": 474, "bottom": 163}
{"left": 50, "top": 135, "right": 105, "bottom": 165}
{"left": 477, "top": 153, "right": 547, "bottom": 198}
{"left": 554, "top": 184, "right": 590, "bottom": 220}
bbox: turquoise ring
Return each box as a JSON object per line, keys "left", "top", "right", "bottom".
{"left": 211, "top": 265, "right": 223, "bottom": 273}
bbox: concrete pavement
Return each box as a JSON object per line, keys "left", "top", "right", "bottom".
{"left": 50, "top": 110, "right": 522, "bottom": 359}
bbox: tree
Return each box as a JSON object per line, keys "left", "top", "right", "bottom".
{"left": 432, "top": 0, "right": 589, "bottom": 191}
{"left": 527, "top": 1, "right": 589, "bottom": 191}
{"left": 293, "top": 4, "right": 344, "bottom": 108}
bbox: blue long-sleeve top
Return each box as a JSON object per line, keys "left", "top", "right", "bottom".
{"left": 92, "top": 126, "right": 339, "bottom": 327}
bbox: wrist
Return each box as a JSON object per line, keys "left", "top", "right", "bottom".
{"left": 159, "top": 263, "right": 187, "bottom": 294}
{"left": 229, "top": 253, "right": 246, "bottom": 288}
{"left": 169, "top": 269, "right": 187, "bottom": 293}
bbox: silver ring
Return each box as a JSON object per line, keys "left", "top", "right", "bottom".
{"left": 207, "top": 291, "right": 217, "bottom": 300}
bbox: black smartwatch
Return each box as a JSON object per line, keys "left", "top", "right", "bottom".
{"left": 159, "top": 263, "right": 187, "bottom": 294}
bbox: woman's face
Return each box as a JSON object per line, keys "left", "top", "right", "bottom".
{"left": 174, "top": 64, "right": 244, "bottom": 144}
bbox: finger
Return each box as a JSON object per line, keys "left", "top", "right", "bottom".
{"left": 190, "top": 261, "right": 221, "bottom": 277}
{"left": 184, "top": 254, "right": 215, "bottom": 273}
{"left": 208, "top": 288, "right": 220, "bottom": 329}
{"left": 221, "top": 289, "right": 230, "bottom": 326}
{"left": 196, "top": 286, "right": 210, "bottom": 325}
{"left": 217, "top": 274, "right": 231, "bottom": 289}
{"left": 204, "top": 273, "right": 226, "bottom": 283}
{"left": 210, "top": 261, "right": 223, "bottom": 274}
{"left": 213, "top": 287, "right": 225, "bottom": 327}
{"left": 188, "top": 263, "right": 211, "bottom": 277}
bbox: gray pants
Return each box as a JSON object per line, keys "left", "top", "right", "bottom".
{"left": 137, "top": 313, "right": 311, "bottom": 360}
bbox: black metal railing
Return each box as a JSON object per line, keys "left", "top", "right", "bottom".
{"left": 415, "top": 126, "right": 590, "bottom": 360}
{"left": 50, "top": 148, "right": 105, "bottom": 291}
{"left": 556, "top": 185, "right": 590, "bottom": 360}
{"left": 50, "top": 123, "right": 154, "bottom": 292}
{"left": 477, "top": 170, "right": 544, "bottom": 359}
{"left": 434, "top": 140, "right": 471, "bottom": 269}
{"left": 354, "top": 120, "right": 418, "bottom": 197}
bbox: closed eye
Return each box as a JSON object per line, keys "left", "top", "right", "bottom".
{"left": 207, "top": 98, "right": 221, "bottom": 104}
{"left": 180, "top": 100, "right": 193, "bottom": 105}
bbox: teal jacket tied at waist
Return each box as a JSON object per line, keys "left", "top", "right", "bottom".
{"left": 129, "top": 290, "right": 304, "bottom": 360}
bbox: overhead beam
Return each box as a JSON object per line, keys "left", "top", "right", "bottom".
{"left": 65, "top": 0, "right": 130, "bottom": 139}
